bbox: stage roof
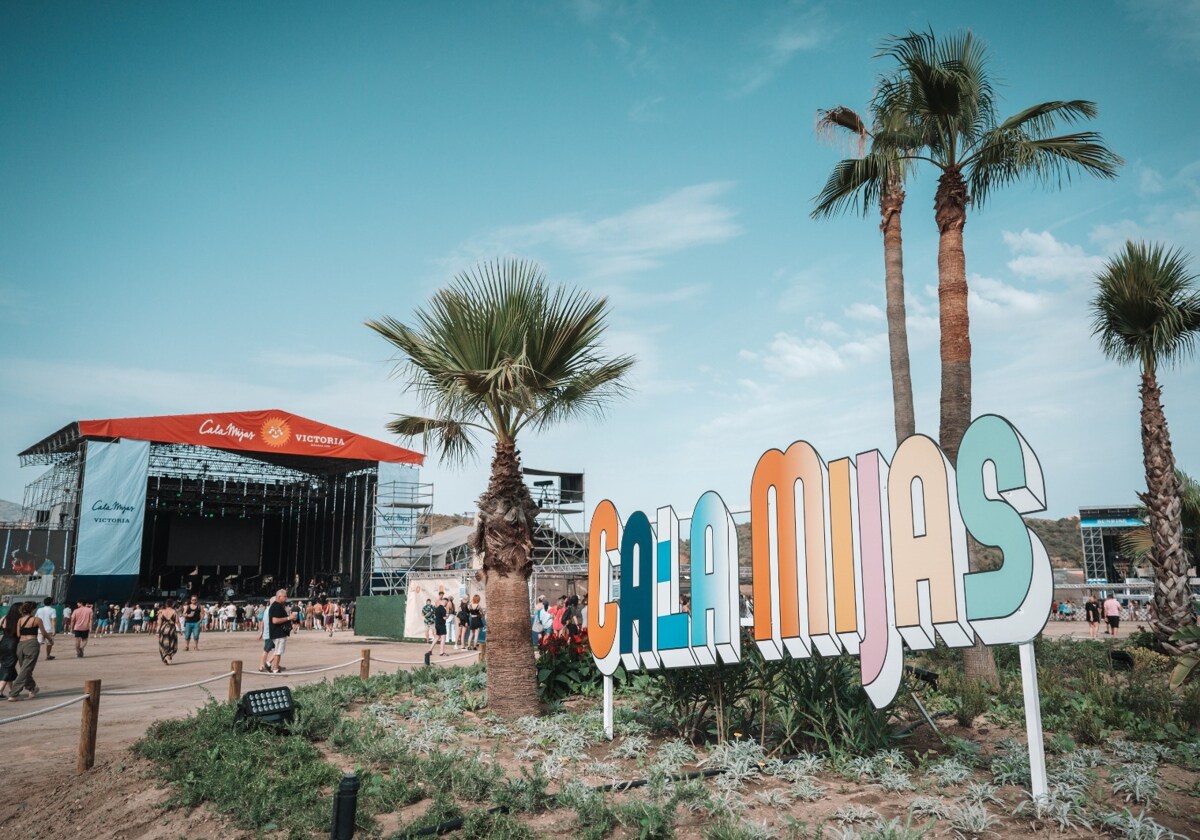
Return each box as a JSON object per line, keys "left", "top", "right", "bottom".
{"left": 20, "top": 410, "right": 424, "bottom": 468}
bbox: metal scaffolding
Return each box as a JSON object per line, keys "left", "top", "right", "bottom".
{"left": 369, "top": 473, "right": 434, "bottom": 594}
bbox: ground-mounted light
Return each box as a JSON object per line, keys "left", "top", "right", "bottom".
{"left": 234, "top": 686, "right": 295, "bottom": 726}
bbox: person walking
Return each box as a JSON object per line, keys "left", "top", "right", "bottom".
{"left": 430, "top": 597, "right": 449, "bottom": 656}
{"left": 1103, "top": 593, "right": 1122, "bottom": 637}
{"left": 466, "top": 595, "right": 484, "bottom": 650}
{"left": 119, "top": 603, "right": 132, "bottom": 634}
{"left": 35, "top": 597, "right": 57, "bottom": 660}
{"left": 445, "top": 598, "right": 458, "bottom": 649}
{"left": 182, "top": 597, "right": 203, "bottom": 651}
{"left": 71, "top": 600, "right": 94, "bottom": 658}
{"left": 1085, "top": 595, "right": 1101, "bottom": 639}
{"left": 9, "top": 602, "right": 48, "bottom": 700}
{"left": 421, "top": 598, "right": 435, "bottom": 642}
{"left": 456, "top": 599, "right": 470, "bottom": 649}
{"left": 0, "top": 609, "right": 19, "bottom": 699}
{"left": 266, "top": 589, "right": 292, "bottom": 674}
{"left": 157, "top": 598, "right": 180, "bottom": 665}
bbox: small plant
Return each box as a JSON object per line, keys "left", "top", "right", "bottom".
{"left": 612, "top": 733, "right": 652, "bottom": 762}
{"left": 1099, "top": 809, "right": 1185, "bottom": 840}
{"left": 1012, "top": 785, "right": 1091, "bottom": 832}
{"left": 928, "top": 757, "right": 972, "bottom": 785}
{"left": 989, "top": 741, "right": 1031, "bottom": 787}
{"left": 947, "top": 802, "right": 997, "bottom": 839}
{"left": 613, "top": 796, "right": 677, "bottom": 839}
{"left": 878, "top": 769, "right": 916, "bottom": 792}
{"left": 1110, "top": 764, "right": 1160, "bottom": 805}
{"left": 792, "top": 776, "right": 826, "bottom": 802}
{"left": 907, "top": 797, "right": 951, "bottom": 819}
{"left": 833, "top": 804, "right": 882, "bottom": 825}
{"left": 858, "top": 815, "right": 932, "bottom": 840}
{"left": 962, "top": 781, "right": 1002, "bottom": 806}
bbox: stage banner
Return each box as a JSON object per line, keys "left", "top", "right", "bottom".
{"left": 75, "top": 439, "right": 150, "bottom": 577}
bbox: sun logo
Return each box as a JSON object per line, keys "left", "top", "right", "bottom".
{"left": 260, "top": 417, "right": 292, "bottom": 448}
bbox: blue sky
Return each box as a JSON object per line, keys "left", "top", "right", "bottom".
{"left": 2, "top": 1, "right": 1198, "bottom": 523}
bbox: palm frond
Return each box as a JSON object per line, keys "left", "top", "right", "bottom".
{"left": 815, "top": 106, "right": 869, "bottom": 157}
{"left": 1090, "top": 241, "right": 1200, "bottom": 371}
{"left": 385, "top": 416, "right": 478, "bottom": 464}
{"left": 968, "top": 130, "right": 1123, "bottom": 205}
{"left": 811, "top": 155, "right": 889, "bottom": 219}
{"left": 367, "top": 257, "right": 636, "bottom": 461}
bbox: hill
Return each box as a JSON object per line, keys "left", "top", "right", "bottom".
{"left": 0, "top": 498, "right": 23, "bottom": 522}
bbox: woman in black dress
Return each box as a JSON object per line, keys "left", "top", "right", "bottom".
{"left": 430, "top": 597, "right": 449, "bottom": 656}
{"left": 467, "top": 595, "right": 484, "bottom": 650}
{"left": 0, "top": 609, "right": 18, "bottom": 699}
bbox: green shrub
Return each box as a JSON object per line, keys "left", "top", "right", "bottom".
{"left": 538, "top": 629, "right": 604, "bottom": 702}
{"left": 460, "top": 808, "right": 535, "bottom": 840}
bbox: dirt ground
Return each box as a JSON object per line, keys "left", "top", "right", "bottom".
{"left": 0, "top": 627, "right": 474, "bottom": 838}
{"left": 0, "top": 619, "right": 1185, "bottom": 839}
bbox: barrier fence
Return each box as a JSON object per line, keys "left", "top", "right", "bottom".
{"left": 0, "top": 645, "right": 481, "bottom": 773}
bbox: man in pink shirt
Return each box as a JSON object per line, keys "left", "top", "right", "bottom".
{"left": 70, "top": 601, "right": 95, "bottom": 658}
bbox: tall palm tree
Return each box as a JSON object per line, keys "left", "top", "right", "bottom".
{"left": 367, "top": 259, "right": 635, "bottom": 716}
{"left": 1092, "top": 241, "right": 1200, "bottom": 653}
{"left": 873, "top": 29, "right": 1123, "bottom": 685}
{"left": 813, "top": 102, "right": 916, "bottom": 444}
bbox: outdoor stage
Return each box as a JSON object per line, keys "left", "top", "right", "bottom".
{"left": 7, "top": 410, "right": 424, "bottom": 603}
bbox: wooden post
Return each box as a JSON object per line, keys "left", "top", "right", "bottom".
{"left": 77, "top": 679, "right": 101, "bottom": 773}
{"left": 360, "top": 649, "right": 370, "bottom": 681}
{"left": 229, "top": 660, "right": 243, "bottom": 703}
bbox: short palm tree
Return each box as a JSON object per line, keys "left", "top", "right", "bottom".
{"left": 1092, "top": 241, "right": 1200, "bottom": 652}
{"left": 367, "top": 260, "right": 635, "bottom": 716}
{"left": 813, "top": 102, "right": 916, "bottom": 443}
{"left": 1122, "top": 469, "right": 1200, "bottom": 568}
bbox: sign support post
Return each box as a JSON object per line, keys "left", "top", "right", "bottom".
{"left": 1019, "top": 641, "right": 1048, "bottom": 799}
{"left": 603, "top": 674, "right": 613, "bottom": 740}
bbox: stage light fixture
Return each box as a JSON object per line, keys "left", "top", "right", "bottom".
{"left": 234, "top": 686, "right": 295, "bottom": 727}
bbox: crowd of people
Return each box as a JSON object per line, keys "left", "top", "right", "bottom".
{"left": 1052, "top": 593, "right": 1150, "bottom": 639}
{"left": 531, "top": 593, "right": 586, "bottom": 646}
{"left": 0, "top": 592, "right": 358, "bottom": 700}
{"left": 424, "top": 594, "right": 485, "bottom": 656}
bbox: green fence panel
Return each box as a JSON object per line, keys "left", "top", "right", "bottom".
{"left": 354, "top": 595, "right": 407, "bottom": 640}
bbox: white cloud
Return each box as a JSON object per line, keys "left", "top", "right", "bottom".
{"left": 1089, "top": 219, "right": 1152, "bottom": 254}
{"left": 735, "top": 7, "right": 829, "bottom": 95}
{"left": 1001, "top": 229, "right": 1106, "bottom": 282}
{"left": 446, "top": 182, "right": 741, "bottom": 280}
{"left": 1138, "top": 165, "right": 1165, "bottom": 195}
{"left": 1125, "top": 0, "right": 1200, "bottom": 62}
{"left": 754, "top": 329, "right": 886, "bottom": 380}
{"left": 968, "top": 274, "right": 1049, "bottom": 317}
{"left": 844, "top": 302, "right": 884, "bottom": 321}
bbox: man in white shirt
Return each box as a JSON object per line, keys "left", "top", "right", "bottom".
{"left": 35, "top": 597, "right": 57, "bottom": 660}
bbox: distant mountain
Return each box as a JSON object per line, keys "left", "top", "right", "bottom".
{"left": 0, "top": 499, "right": 23, "bottom": 522}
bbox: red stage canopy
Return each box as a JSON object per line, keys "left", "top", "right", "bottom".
{"left": 75, "top": 410, "right": 424, "bottom": 465}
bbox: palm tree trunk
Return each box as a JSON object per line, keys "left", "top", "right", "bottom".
{"left": 934, "top": 168, "right": 971, "bottom": 465}
{"left": 475, "top": 442, "right": 541, "bottom": 717}
{"left": 935, "top": 168, "right": 998, "bottom": 688}
{"left": 1138, "top": 371, "right": 1199, "bottom": 653}
{"left": 881, "top": 178, "right": 915, "bottom": 444}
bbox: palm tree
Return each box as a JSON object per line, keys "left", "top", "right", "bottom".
{"left": 870, "top": 30, "right": 1122, "bottom": 686}
{"left": 872, "top": 30, "right": 1123, "bottom": 463}
{"left": 367, "top": 259, "right": 635, "bottom": 716}
{"left": 813, "top": 102, "right": 916, "bottom": 444}
{"left": 1091, "top": 241, "right": 1200, "bottom": 653}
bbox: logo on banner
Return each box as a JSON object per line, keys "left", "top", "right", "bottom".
{"left": 198, "top": 418, "right": 256, "bottom": 442}
{"left": 261, "top": 417, "right": 292, "bottom": 448}
{"left": 587, "top": 414, "right": 1053, "bottom": 709}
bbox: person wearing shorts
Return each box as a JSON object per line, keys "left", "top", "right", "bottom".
{"left": 182, "top": 597, "right": 203, "bottom": 651}
{"left": 1103, "top": 594, "right": 1121, "bottom": 636}
{"left": 266, "top": 590, "right": 291, "bottom": 673}
{"left": 70, "top": 601, "right": 94, "bottom": 657}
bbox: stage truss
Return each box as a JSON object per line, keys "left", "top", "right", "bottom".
{"left": 369, "top": 475, "right": 433, "bottom": 594}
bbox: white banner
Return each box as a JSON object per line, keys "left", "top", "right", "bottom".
{"left": 75, "top": 439, "right": 150, "bottom": 577}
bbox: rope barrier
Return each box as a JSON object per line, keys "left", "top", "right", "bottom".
{"left": 371, "top": 650, "right": 479, "bottom": 666}
{"left": 0, "top": 693, "right": 87, "bottom": 726}
{"left": 244, "top": 657, "right": 363, "bottom": 677}
{"left": 106, "top": 671, "right": 236, "bottom": 696}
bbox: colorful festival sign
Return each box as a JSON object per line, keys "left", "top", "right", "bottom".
{"left": 587, "top": 414, "right": 1052, "bottom": 709}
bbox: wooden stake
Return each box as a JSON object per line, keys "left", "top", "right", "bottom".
{"left": 77, "top": 679, "right": 101, "bottom": 773}
{"left": 360, "top": 648, "right": 371, "bottom": 681}
{"left": 229, "top": 660, "right": 242, "bottom": 703}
